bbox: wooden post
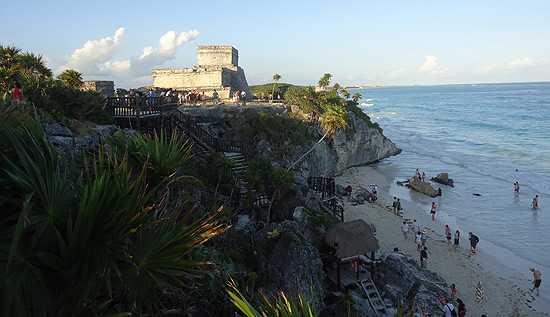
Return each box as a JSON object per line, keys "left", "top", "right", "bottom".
{"left": 371, "top": 251, "right": 376, "bottom": 283}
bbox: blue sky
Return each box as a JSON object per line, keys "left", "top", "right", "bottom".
{"left": 3, "top": 0, "right": 549, "bottom": 88}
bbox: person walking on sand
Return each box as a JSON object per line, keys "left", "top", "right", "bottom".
{"left": 413, "top": 219, "right": 420, "bottom": 235}
{"left": 421, "top": 230, "right": 427, "bottom": 247}
{"left": 401, "top": 221, "right": 409, "bottom": 240}
{"left": 392, "top": 197, "right": 397, "bottom": 213}
{"left": 415, "top": 231, "right": 422, "bottom": 251}
{"left": 454, "top": 230, "right": 460, "bottom": 250}
{"left": 468, "top": 232, "right": 479, "bottom": 254}
{"left": 532, "top": 195, "right": 539, "bottom": 210}
{"left": 430, "top": 202, "right": 437, "bottom": 221}
{"left": 420, "top": 246, "right": 428, "bottom": 268}
{"left": 445, "top": 225, "right": 452, "bottom": 245}
{"left": 396, "top": 198, "right": 402, "bottom": 215}
{"left": 530, "top": 267, "right": 542, "bottom": 296}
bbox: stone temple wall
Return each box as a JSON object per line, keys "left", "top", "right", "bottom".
{"left": 152, "top": 46, "right": 250, "bottom": 100}
{"left": 82, "top": 81, "right": 115, "bottom": 98}
{"left": 197, "top": 46, "right": 238, "bottom": 67}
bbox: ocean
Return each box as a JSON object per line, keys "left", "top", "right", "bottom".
{"left": 350, "top": 82, "right": 550, "bottom": 279}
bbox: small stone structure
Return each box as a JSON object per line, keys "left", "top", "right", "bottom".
{"left": 152, "top": 46, "right": 251, "bottom": 100}
{"left": 81, "top": 81, "right": 115, "bottom": 98}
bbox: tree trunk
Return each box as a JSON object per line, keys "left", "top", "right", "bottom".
{"left": 284, "top": 131, "right": 328, "bottom": 174}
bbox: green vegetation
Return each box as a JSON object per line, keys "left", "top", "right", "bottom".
{"left": 303, "top": 207, "right": 340, "bottom": 229}
{"left": 249, "top": 82, "right": 296, "bottom": 100}
{"left": 0, "top": 104, "right": 229, "bottom": 315}
{"left": 1, "top": 45, "right": 112, "bottom": 125}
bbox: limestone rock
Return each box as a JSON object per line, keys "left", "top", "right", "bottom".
{"left": 254, "top": 220, "right": 326, "bottom": 312}
{"left": 431, "top": 172, "right": 455, "bottom": 187}
{"left": 375, "top": 251, "right": 449, "bottom": 314}
{"left": 408, "top": 177, "right": 437, "bottom": 197}
{"left": 43, "top": 122, "right": 72, "bottom": 137}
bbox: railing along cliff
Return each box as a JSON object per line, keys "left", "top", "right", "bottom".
{"left": 172, "top": 109, "right": 246, "bottom": 157}
{"left": 308, "top": 177, "right": 344, "bottom": 221}
{"left": 104, "top": 97, "right": 178, "bottom": 117}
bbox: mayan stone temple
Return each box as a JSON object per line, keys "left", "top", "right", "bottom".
{"left": 152, "top": 46, "right": 251, "bottom": 100}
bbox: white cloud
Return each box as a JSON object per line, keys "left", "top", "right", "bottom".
{"left": 129, "top": 29, "right": 200, "bottom": 75}
{"left": 507, "top": 56, "right": 534, "bottom": 69}
{"left": 385, "top": 67, "right": 407, "bottom": 79}
{"left": 61, "top": 27, "right": 126, "bottom": 74}
{"left": 59, "top": 28, "right": 200, "bottom": 82}
{"left": 418, "top": 55, "right": 447, "bottom": 74}
{"left": 475, "top": 56, "right": 548, "bottom": 74}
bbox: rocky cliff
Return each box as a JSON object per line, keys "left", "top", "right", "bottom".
{"left": 179, "top": 104, "right": 401, "bottom": 178}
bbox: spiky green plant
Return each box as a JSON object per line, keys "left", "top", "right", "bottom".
{"left": 227, "top": 279, "right": 316, "bottom": 317}
{"left": 0, "top": 112, "right": 228, "bottom": 315}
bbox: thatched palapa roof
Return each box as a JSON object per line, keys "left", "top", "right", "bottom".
{"left": 324, "top": 219, "right": 379, "bottom": 258}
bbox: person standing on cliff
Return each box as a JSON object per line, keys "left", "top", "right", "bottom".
{"left": 241, "top": 90, "right": 246, "bottom": 105}
{"left": 212, "top": 90, "right": 219, "bottom": 105}
{"left": 268, "top": 93, "right": 273, "bottom": 104}
{"left": 530, "top": 267, "right": 542, "bottom": 296}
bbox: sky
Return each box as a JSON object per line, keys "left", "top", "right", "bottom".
{"left": 2, "top": 0, "right": 549, "bottom": 88}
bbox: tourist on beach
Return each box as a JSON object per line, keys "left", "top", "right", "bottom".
{"left": 12, "top": 82, "right": 23, "bottom": 101}
{"left": 413, "top": 219, "right": 420, "bottom": 234}
{"left": 446, "top": 283, "right": 458, "bottom": 302}
{"left": 454, "top": 230, "right": 460, "bottom": 249}
{"left": 514, "top": 181, "right": 520, "bottom": 193}
{"left": 532, "top": 195, "right": 539, "bottom": 210}
{"left": 392, "top": 197, "right": 397, "bottom": 213}
{"left": 468, "top": 232, "right": 479, "bottom": 254}
{"left": 437, "top": 187, "right": 442, "bottom": 196}
{"left": 420, "top": 246, "right": 428, "bottom": 268}
{"left": 268, "top": 92, "right": 273, "bottom": 104}
{"left": 430, "top": 202, "right": 437, "bottom": 221}
{"left": 396, "top": 198, "right": 402, "bottom": 215}
{"left": 442, "top": 302, "right": 455, "bottom": 317}
{"left": 421, "top": 230, "right": 427, "bottom": 247}
{"left": 415, "top": 169, "right": 420, "bottom": 179}
{"left": 445, "top": 225, "right": 452, "bottom": 245}
{"left": 422, "top": 172, "right": 426, "bottom": 182}
{"left": 456, "top": 298, "right": 466, "bottom": 317}
{"left": 200, "top": 92, "right": 207, "bottom": 106}
{"left": 401, "top": 221, "right": 409, "bottom": 240}
{"left": 415, "top": 231, "right": 422, "bottom": 251}
{"left": 212, "top": 90, "right": 219, "bottom": 105}
{"left": 530, "top": 267, "right": 542, "bottom": 296}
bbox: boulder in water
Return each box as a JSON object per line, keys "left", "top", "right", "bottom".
{"left": 408, "top": 177, "right": 437, "bottom": 197}
{"left": 430, "top": 172, "right": 454, "bottom": 187}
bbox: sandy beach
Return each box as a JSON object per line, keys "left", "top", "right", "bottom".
{"left": 336, "top": 166, "right": 549, "bottom": 316}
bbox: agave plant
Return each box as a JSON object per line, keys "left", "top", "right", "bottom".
{"left": 0, "top": 111, "right": 229, "bottom": 315}
{"left": 227, "top": 279, "right": 317, "bottom": 317}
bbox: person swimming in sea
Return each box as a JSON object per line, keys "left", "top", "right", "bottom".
{"left": 514, "top": 181, "right": 520, "bottom": 193}
{"left": 532, "top": 195, "right": 539, "bottom": 211}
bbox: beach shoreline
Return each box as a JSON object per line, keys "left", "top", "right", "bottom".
{"left": 336, "top": 165, "right": 549, "bottom": 316}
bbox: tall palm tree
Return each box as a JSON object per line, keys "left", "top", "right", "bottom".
{"left": 17, "top": 52, "right": 52, "bottom": 78}
{"left": 272, "top": 73, "right": 281, "bottom": 102}
{"left": 331, "top": 82, "right": 341, "bottom": 93}
{"left": 340, "top": 88, "right": 351, "bottom": 99}
{"left": 0, "top": 45, "right": 21, "bottom": 69}
{"left": 285, "top": 105, "right": 348, "bottom": 173}
{"left": 57, "top": 69, "right": 83, "bottom": 89}
{"left": 352, "top": 92, "right": 362, "bottom": 105}
{"left": 317, "top": 73, "right": 332, "bottom": 91}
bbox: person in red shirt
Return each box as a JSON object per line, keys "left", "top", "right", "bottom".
{"left": 12, "top": 82, "right": 23, "bottom": 101}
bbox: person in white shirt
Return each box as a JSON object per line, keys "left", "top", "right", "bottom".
{"left": 401, "top": 221, "right": 409, "bottom": 240}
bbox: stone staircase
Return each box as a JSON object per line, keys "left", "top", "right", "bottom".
{"left": 358, "top": 278, "right": 389, "bottom": 317}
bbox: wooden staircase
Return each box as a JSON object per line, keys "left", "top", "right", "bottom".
{"left": 358, "top": 278, "right": 389, "bottom": 317}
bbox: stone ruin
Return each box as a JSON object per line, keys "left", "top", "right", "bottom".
{"left": 81, "top": 81, "right": 115, "bottom": 98}
{"left": 152, "top": 46, "right": 251, "bottom": 100}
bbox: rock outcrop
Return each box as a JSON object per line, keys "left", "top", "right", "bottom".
{"left": 431, "top": 172, "right": 454, "bottom": 187}
{"left": 408, "top": 177, "right": 437, "bottom": 197}
{"left": 375, "top": 251, "right": 450, "bottom": 314}
{"left": 180, "top": 105, "right": 401, "bottom": 179}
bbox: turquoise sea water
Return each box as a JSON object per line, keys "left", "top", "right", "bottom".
{"left": 351, "top": 82, "right": 550, "bottom": 272}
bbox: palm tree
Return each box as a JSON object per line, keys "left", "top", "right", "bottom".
{"left": 285, "top": 105, "right": 348, "bottom": 173}
{"left": 0, "top": 45, "right": 21, "bottom": 69}
{"left": 58, "top": 69, "right": 83, "bottom": 89}
{"left": 340, "top": 88, "right": 351, "bottom": 99}
{"left": 17, "top": 52, "right": 52, "bottom": 78}
{"left": 352, "top": 92, "right": 362, "bottom": 105}
{"left": 317, "top": 73, "right": 332, "bottom": 91}
{"left": 272, "top": 73, "right": 281, "bottom": 102}
{"left": 331, "top": 82, "right": 341, "bottom": 93}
